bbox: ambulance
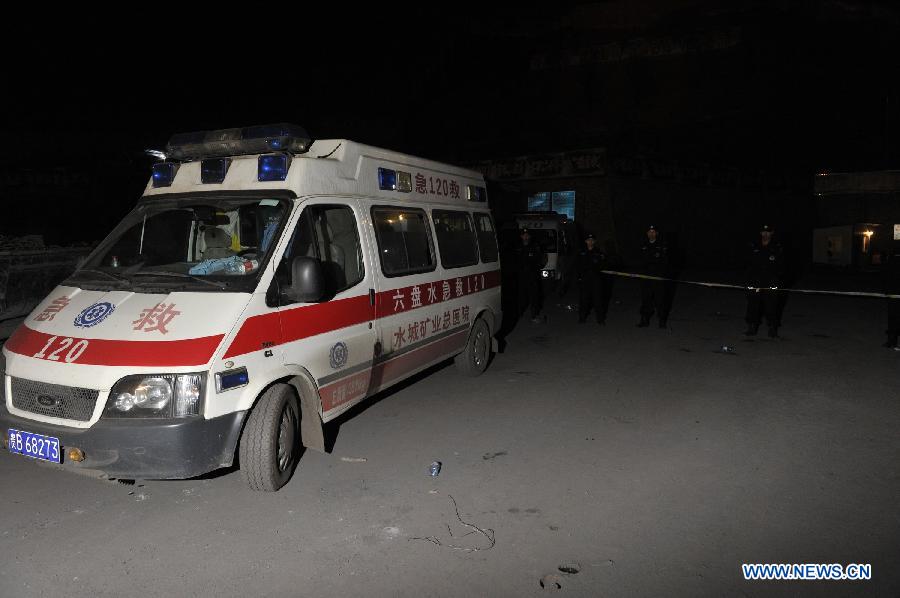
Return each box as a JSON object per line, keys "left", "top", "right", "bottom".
{"left": 501, "top": 211, "right": 578, "bottom": 291}
{"left": 0, "top": 124, "right": 501, "bottom": 491}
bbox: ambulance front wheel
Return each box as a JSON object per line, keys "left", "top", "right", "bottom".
{"left": 455, "top": 318, "right": 492, "bottom": 377}
{"left": 239, "top": 384, "right": 302, "bottom": 492}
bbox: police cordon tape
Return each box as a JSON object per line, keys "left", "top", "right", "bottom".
{"left": 599, "top": 270, "right": 900, "bottom": 300}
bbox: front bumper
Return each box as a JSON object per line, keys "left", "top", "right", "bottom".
{"left": 0, "top": 402, "right": 246, "bottom": 479}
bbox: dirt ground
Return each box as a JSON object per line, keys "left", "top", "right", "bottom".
{"left": 2, "top": 277, "right": 899, "bottom": 597}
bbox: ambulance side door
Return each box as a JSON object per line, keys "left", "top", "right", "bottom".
{"left": 275, "top": 199, "right": 376, "bottom": 418}
{"left": 366, "top": 204, "right": 442, "bottom": 392}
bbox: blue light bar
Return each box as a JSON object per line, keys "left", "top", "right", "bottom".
{"left": 167, "top": 123, "right": 312, "bottom": 160}
{"left": 258, "top": 153, "right": 291, "bottom": 182}
{"left": 201, "top": 158, "right": 231, "bottom": 184}
{"left": 243, "top": 124, "right": 307, "bottom": 152}
{"left": 378, "top": 167, "right": 397, "bottom": 190}
{"left": 152, "top": 163, "right": 179, "bottom": 188}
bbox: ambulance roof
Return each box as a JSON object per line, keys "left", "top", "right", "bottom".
{"left": 142, "top": 138, "right": 488, "bottom": 208}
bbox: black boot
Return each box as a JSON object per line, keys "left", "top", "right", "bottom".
{"left": 744, "top": 323, "right": 759, "bottom": 336}
{"left": 883, "top": 333, "right": 898, "bottom": 348}
{"left": 637, "top": 316, "right": 650, "bottom": 328}
{"left": 767, "top": 326, "right": 779, "bottom": 338}
{"left": 658, "top": 318, "right": 667, "bottom": 329}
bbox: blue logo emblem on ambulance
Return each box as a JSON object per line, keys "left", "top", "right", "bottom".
{"left": 73, "top": 302, "right": 116, "bottom": 328}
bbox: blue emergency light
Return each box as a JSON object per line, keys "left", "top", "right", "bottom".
{"left": 201, "top": 158, "right": 231, "bottom": 184}
{"left": 215, "top": 367, "right": 249, "bottom": 392}
{"left": 258, "top": 153, "right": 291, "bottom": 182}
{"left": 152, "top": 162, "right": 179, "bottom": 187}
{"left": 378, "top": 167, "right": 397, "bottom": 190}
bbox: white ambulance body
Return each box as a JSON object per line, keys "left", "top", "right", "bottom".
{"left": 1, "top": 124, "right": 501, "bottom": 491}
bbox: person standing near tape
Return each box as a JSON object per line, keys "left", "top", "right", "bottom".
{"left": 637, "top": 224, "right": 669, "bottom": 328}
{"left": 515, "top": 227, "right": 547, "bottom": 323}
{"left": 576, "top": 232, "right": 611, "bottom": 324}
{"left": 745, "top": 224, "right": 785, "bottom": 337}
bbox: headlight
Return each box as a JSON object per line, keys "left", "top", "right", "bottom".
{"left": 105, "top": 373, "right": 205, "bottom": 418}
{"left": 541, "top": 269, "right": 554, "bottom": 279}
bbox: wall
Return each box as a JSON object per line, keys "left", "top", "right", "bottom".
{"left": 0, "top": 248, "right": 91, "bottom": 321}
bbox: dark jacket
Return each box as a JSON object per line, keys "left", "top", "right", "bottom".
{"left": 639, "top": 239, "right": 669, "bottom": 277}
{"left": 515, "top": 241, "right": 546, "bottom": 277}
{"left": 576, "top": 246, "right": 608, "bottom": 283}
{"left": 747, "top": 240, "right": 785, "bottom": 288}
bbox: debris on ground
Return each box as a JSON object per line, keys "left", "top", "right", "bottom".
{"left": 410, "top": 495, "right": 495, "bottom": 552}
{"left": 539, "top": 574, "right": 563, "bottom": 590}
{"left": 558, "top": 563, "right": 581, "bottom": 574}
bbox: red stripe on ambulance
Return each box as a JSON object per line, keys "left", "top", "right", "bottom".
{"left": 222, "top": 295, "right": 373, "bottom": 359}
{"left": 4, "top": 325, "right": 223, "bottom": 367}
{"left": 223, "top": 269, "right": 499, "bottom": 359}
{"left": 374, "top": 270, "right": 500, "bottom": 317}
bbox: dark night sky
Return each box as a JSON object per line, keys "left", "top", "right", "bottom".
{"left": 3, "top": 2, "right": 900, "bottom": 243}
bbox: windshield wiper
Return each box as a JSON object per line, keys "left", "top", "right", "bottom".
{"left": 71, "top": 268, "right": 130, "bottom": 284}
{"left": 131, "top": 271, "right": 228, "bottom": 289}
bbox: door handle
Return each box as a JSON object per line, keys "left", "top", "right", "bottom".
{"left": 369, "top": 288, "right": 376, "bottom": 306}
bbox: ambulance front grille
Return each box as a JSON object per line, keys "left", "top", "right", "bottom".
{"left": 10, "top": 377, "right": 99, "bottom": 422}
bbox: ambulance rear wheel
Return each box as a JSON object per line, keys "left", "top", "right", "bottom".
{"left": 239, "top": 384, "right": 301, "bottom": 492}
{"left": 455, "top": 318, "right": 491, "bottom": 376}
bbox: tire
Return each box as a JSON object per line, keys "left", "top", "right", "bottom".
{"left": 239, "top": 384, "right": 301, "bottom": 492}
{"left": 455, "top": 318, "right": 492, "bottom": 377}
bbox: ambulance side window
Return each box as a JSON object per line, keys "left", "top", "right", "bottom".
{"left": 472, "top": 212, "right": 499, "bottom": 263}
{"left": 277, "top": 204, "right": 364, "bottom": 303}
{"left": 371, "top": 207, "right": 435, "bottom": 277}
{"left": 432, "top": 210, "right": 478, "bottom": 269}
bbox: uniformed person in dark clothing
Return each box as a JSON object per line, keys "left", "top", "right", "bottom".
{"left": 515, "top": 228, "right": 546, "bottom": 323}
{"left": 745, "top": 224, "right": 785, "bottom": 337}
{"left": 882, "top": 242, "right": 900, "bottom": 348}
{"left": 576, "top": 233, "right": 611, "bottom": 324}
{"left": 637, "top": 225, "right": 669, "bottom": 328}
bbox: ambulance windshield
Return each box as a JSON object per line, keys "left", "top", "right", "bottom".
{"left": 527, "top": 229, "right": 558, "bottom": 253}
{"left": 502, "top": 223, "right": 559, "bottom": 254}
{"left": 66, "top": 195, "right": 290, "bottom": 292}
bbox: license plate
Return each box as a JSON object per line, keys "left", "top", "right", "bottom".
{"left": 7, "top": 429, "right": 61, "bottom": 463}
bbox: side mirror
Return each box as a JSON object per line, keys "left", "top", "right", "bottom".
{"left": 287, "top": 256, "right": 325, "bottom": 303}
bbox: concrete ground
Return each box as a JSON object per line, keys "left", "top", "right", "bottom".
{"left": 1, "top": 277, "right": 899, "bottom": 597}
